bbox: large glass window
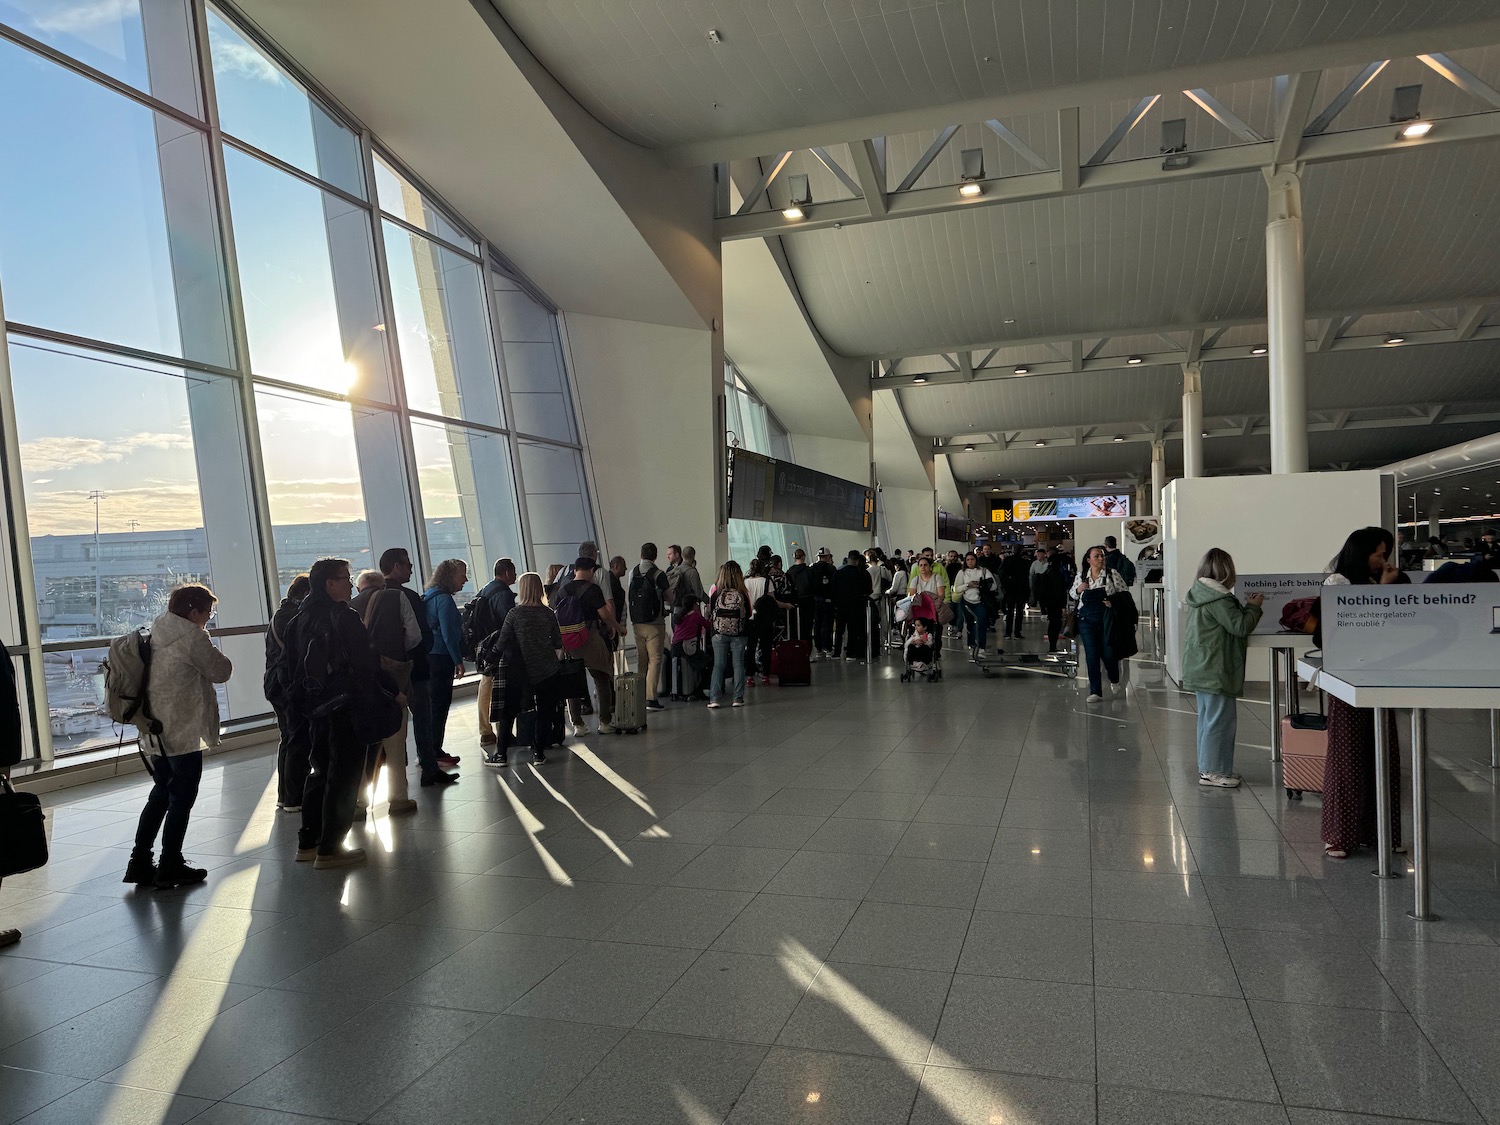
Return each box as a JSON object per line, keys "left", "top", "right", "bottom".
{"left": 0, "top": 0, "right": 201, "bottom": 114}
{"left": 0, "top": 37, "right": 232, "bottom": 366}
{"left": 411, "top": 420, "right": 523, "bottom": 600}
{"left": 226, "top": 147, "right": 389, "bottom": 398}
{"left": 726, "top": 359, "right": 806, "bottom": 562}
{"left": 254, "top": 386, "right": 373, "bottom": 590}
{"left": 384, "top": 223, "right": 502, "bottom": 426}
{"left": 373, "top": 152, "right": 475, "bottom": 252}
{"left": 205, "top": 6, "right": 363, "bottom": 196}
{"left": 517, "top": 440, "right": 593, "bottom": 573}
{"left": 493, "top": 270, "right": 575, "bottom": 442}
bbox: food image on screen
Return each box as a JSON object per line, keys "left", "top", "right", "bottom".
{"left": 1124, "top": 518, "right": 1160, "bottom": 544}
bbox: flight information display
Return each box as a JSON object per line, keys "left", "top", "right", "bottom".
{"left": 729, "top": 449, "right": 874, "bottom": 533}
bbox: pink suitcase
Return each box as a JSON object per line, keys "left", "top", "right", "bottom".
{"left": 1281, "top": 714, "right": 1328, "bottom": 799}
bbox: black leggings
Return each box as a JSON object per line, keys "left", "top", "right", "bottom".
{"left": 500, "top": 676, "right": 565, "bottom": 752}
{"left": 749, "top": 620, "right": 776, "bottom": 675}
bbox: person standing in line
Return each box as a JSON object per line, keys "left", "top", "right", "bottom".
{"left": 1181, "top": 549, "right": 1263, "bottom": 789}
{"left": 607, "top": 556, "right": 628, "bottom": 645}
{"left": 1034, "top": 550, "right": 1068, "bottom": 652}
{"left": 629, "top": 543, "right": 671, "bottom": 712}
{"left": 281, "top": 558, "right": 383, "bottom": 867}
{"left": 1029, "top": 547, "right": 1051, "bottom": 608}
{"left": 474, "top": 558, "right": 517, "bottom": 747}
{"left": 266, "top": 573, "right": 310, "bottom": 812}
{"left": 350, "top": 570, "right": 421, "bottom": 816}
{"left": 832, "top": 550, "right": 873, "bottom": 662}
{"left": 1103, "top": 535, "right": 1137, "bottom": 586}
{"left": 380, "top": 548, "right": 455, "bottom": 787}
{"left": 558, "top": 557, "right": 622, "bottom": 735}
{"left": 808, "top": 547, "right": 839, "bottom": 659}
{"left": 0, "top": 632, "right": 23, "bottom": 946}
{"left": 951, "top": 552, "right": 995, "bottom": 659}
{"left": 706, "top": 561, "right": 750, "bottom": 708}
{"left": 484, "top": 572, "right": 565, "bottom": 768}
{"left": 1073, "top": 545, "right": 1127, "bottom": 702}
{"left": 1321, "top": 527, "right": 1405, "bottom": 860}
{"left": 786, "top": 548, "right": 813, "bottom": 642}
{"left": 422, "top": 559, "right": 468, "bottom": 775}
{"left": 866, "top": 549, "right": 891, "bottom": 657}
{"left": 999, "top": 545, "right": 1033, "bottom": 640}
{"left": 119, "top": 584, "right": 233, "bottom": 889}
{"left": 743, "top": 558, "right": 772, "bottom": 678}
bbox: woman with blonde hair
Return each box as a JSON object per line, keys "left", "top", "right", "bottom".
{"left": 481, "top": 572, "right": 566, "bottom": 767}
{"left": 707, "top": 560, "right": 750, "bottom": 708}
{"left": 422, "top": 558, "right": 469, "bottom": 772}
{"left": 1181, "top": 548, "right": 1263, "bottom": 788}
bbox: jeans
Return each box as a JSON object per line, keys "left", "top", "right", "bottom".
{"left": 407, "top": 675, "right": 439, "bottom": 780}
{"left": 633, "top": 621, "right": 666, "bottom": 702}
{"left": 427, "top": 653, "right": 456, "bottom": 757}
{"left": 960, "top": 600, "right": 988, "bottom": 650}
{"left": 1195, "top": 691, "right": 1237, "bottom": 776}
{"left": 132, "top": 750, "right": 203, "bottom": 866}
{"left": 300, "top": 712, "right": 363, "bottom": 854}
{"left": 273, "top": 704, "right": 310, "bottom": 807}
{"left": 1077, "top": 612, "right": 1119, "bottom": 695}
{"left": 710, "top": 633, "right": 747, "bottom": 702}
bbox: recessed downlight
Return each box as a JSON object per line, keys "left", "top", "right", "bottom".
{"left": 1013, "top": 365, "right": 1030, "bottom": 375}
{"left": 1035, "top": 440, "right": 1046, "bottom": 447}
{"left": 912, "top": 375, "right": 927, "bottom": 384}
{"left": 1250, "top": 345, "right": 1268, "bottom": 356}
{"left": 1385, "top": 334, "right": 1406, "bottom": 345}
{"left": 1126, "top": 355, "right": 1144, "bottom": 365}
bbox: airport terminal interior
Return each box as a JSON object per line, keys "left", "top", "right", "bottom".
{"left": 3, "top": 2, "right": 1500, "bottom": 1123}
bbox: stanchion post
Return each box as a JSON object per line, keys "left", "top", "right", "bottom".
{"left": 1371, "top": 706, "right": 1399, "bottom": 879}
{"left": 1269, "top": 648, "right": 1284, "bottom": 764}
{"left": 1408, "top": 708, "right": 1437, "bottom": 921}
{"left": 1491, "top": 709, "right": 1498, "bottom": 770}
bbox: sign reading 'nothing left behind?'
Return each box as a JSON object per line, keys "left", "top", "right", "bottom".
{"left": 1322, "top": 583, "right": 1500, "bottom": 673}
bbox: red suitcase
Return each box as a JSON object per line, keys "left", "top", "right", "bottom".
{"left": 1281, "top": 713, "right": 1328, "bottom": 799}
{"left": 772, "top": 609, "right": 812, "bottom": 686}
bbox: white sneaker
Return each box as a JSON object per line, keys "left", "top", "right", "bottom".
{"left": 597, "top": 722, "right": 617, "bottom": 735}
{"left": 1199, "top": 772, "right": 1241, "bottom": 788}
{"left": 1086, "top": 693, "right": 1103, "bottom": 703}
{"left": 570, "top": 722, "right": 588, "bottom": 737}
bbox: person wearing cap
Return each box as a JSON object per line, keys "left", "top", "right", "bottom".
{"left": 557, "top": 556, "right": 621, "bottom": 736}
{"left": 808, "top": 547, "right": 839, "bottom": 659}
{"left": 786, "top": 548, "right": 814, "bottom": 642}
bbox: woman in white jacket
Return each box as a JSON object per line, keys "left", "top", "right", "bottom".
{"left": 123, "top": 584, "right": 233, "bottom": 890}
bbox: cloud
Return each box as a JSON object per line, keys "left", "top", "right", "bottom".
{"left": 209, "top": 34, "right": 283, "bottom": 85}
{"left": 20, "top": 431, "right": 194, "bottom": 474}
{"left": 24, "top": 484, "right": 205, "bottom": 537}
{"left": 32, "top": 0, "right": 136, "bottom": 34}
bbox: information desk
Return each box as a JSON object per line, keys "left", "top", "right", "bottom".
{"left": 1296, "top": 656, "right": 1500, "bottom": 922}
{"left": 1250, "top": 633, "right": 1319, "bottom": 763}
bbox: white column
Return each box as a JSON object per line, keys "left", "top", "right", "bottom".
{"left": 1181, "top": 363, "right": 1204, "bottom": 478}
{"left": 1426, "top": 495, "right": 1442, "bottom": 541}
{"left": 1265, "top": 169, "right": 1308, "bottom": 474}
{"left": 1150, "top": 440, "right": 1167, "bottom": 516}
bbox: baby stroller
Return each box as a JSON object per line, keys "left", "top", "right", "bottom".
{"left": 896, "top": 592, "right": 943, "bottom": 682}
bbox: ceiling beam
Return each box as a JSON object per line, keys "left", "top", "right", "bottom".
{"left": 936, "top": 400, "right": 1500, "bottom": 454}
{"left": 1418, "top": 52, "right": 1500, "bottom": 110}
{"left": 985, "top": 118, "right": 1050, "bottom": 171}
{"left": 1304, "top": 61, "right": 1387, "bottom": 136}
{"left": 733, "top": 151, "right": 792, "bottom": 215}
{"left": 663, "top": 17, "right": 1500, "bottom": 166}
{"left": 716, "top": 106, "right": 1500, "bottom": 240}
{"left": 1184, "top": 88, "right": 1265, "bottom": 143}
{"left": 959, "top": 352, "right": 974, "bottom": 382}
{"left": 1271, "top": 70, "right": 1322, "bottom": 164}
{"left": 847, "top": 139, "right": 888, "bottom": 218}
{"left": 894, "top": 125, "right": 959, "bottom": 192}
{"left": 1456, "top": 304, "right": 1495, "bottom": 340}
{"left": 1058, "top": 108, "right": 1080, "bottom": 191}
{"left": 809, "top": 145, "right": 864, "bottom": 199}
{"left": 1085, "top": 95, "right": 1160, "bottom": 166}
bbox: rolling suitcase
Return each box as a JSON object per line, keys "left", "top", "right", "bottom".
{"left": 771, "top": 609, "right": 812, "bottom": 686}
{"left": 1281, "top": 711, "right": 1328, "bottom": 799}
{"left": 612, "top": 649, "right": 647, "bottom": 734}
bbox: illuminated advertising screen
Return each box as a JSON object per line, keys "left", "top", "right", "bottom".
{"left": 1011, "top": 495, "right": 1130, "bottom": 521}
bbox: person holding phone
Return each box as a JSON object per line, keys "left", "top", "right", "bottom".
{"left": 1181, "top": 549, "right": 1263, "bottom": 788}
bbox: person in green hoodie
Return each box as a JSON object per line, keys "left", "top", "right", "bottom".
{"left": 1181, "top": 548, "right": 1263, "bottom": 788}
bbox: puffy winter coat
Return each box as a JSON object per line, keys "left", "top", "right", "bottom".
{"left": 1180, "top": 579, "right": 1262, "bottom": 697}
{"left": 147, "top": 611, "right": 233, "bottom": 756}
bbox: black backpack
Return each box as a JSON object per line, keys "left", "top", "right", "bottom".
{"left": 460, "top": 595, "right": 498, "bottom": 662}
{"left": 628, "top": 566, "right": 664, "bottom": 623}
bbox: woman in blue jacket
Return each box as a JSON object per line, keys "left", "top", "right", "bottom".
{"left": 423, "top": 559, "right": 468, "bottom": 770}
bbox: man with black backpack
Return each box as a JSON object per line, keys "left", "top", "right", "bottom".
{"left": 1103, "top": 535, "right": 1137, "bottom": 587}
{"left": 472, "top": 557, "right": 517, "bottom": 747}
{"left": 629, "top": 543, "right": 671, "bottom": 713}
{"left": 556, "top": 557, "right": 621, "bottom": 736}
{"left": 809, "top": 547, "right": 839, "bottom": 659}
{"left": 266, "top": 574, "right": 310, "bottom": 812}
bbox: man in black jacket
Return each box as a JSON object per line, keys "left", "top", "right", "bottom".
{"left": 475, "top": 558, "right": 517, "bottom": 746}
{"left": 281, "top": 557, "right": 384, "bottom": 869}
{"left": 266, "top": 574, "right": 310, "bottom": 811}
{"left": 808, "top": 548, "right": 839, "bottom": 659}
{"left": 1000, "top": 547, "right": 1034, "bottom": 639}
{"left": 786, "top": 548, "right": 813, "bottom": 642}
{"left": 832, "top": 550, "right": 873, "bottom": 662}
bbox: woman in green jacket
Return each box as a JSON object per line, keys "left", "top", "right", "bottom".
{"left": 1181, "top": 548, "right": 1263, "bottom": 788}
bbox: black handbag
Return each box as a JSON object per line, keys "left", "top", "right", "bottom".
{"left": 0, "top": 775, "right": 48, "bottom": 878}
{"left": 555, "top": 657, "right": 588, "bottom": 700}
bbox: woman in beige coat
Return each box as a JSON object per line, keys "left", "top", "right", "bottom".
{"left": 123, "top": 584, "right": 233, "bottom": 890}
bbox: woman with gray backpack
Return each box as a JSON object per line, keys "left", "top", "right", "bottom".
{"left": 706, "top": 561, "right": 750, "bottom": 708}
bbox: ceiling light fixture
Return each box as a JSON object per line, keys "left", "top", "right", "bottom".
{"left": 1160, "top": 117, "right": 1190, "bottom": 170}
{"left": 1013, "top": 365, "right": 1030, "bottom": 375}
{"left": 1126, "top": 355, "right": 1144, "bottom": 365}
{"left": 1391, "top": 83, "right": 1427, "bottom": 139}
{"left": 912, "top": 375, "right": 928, "bottom": 384}
{"left": 1047, "top": 483, "right": 1056, "bottom": 489}
{"left": 1113, "top": 435, "right": 1125, "bottom": 443}
{"left": 783, "top": 173, "right": 810, "bottom": 220}
{"left": 959, "top": 147, "right": 984, "bottom": 197}
{"left": 959, "top": 181, "right": 982, "bottom": 197}
{"left": 1385, "top": 334, "right": 1406, "bottom": 345}
{"left": 1400, "top": 120, "right": 1433, "bottom": 139}
{"left": 1035, "top": 439, "right": 1046, "bottom": 447}
{"left": 1250, "top": 345, "right": 1268, "bottom": 356}
{"left": 964, "top": 444, "right": 975, "bottom": 451}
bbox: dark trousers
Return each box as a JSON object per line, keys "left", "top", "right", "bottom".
{"left": 833, "top": 600, "right": 866, "bottom": 659}
{"left": 407, "top": 674, "right": 438, "bottom": 779}
{"left": 796, "top": 597, "right": 814, "bottom": 641}
{"left": 1003, "top": 593, "right": 1026, "bottom": 637}
{"left": 501, "top": 676, "right": 564, "bottom": 754}
{"left": 300, "top": 713, "right": 363, "bottom": 854}
{"left": 749, "top": 620, "right": 776, "bottom": 675}
{"left": 273, "top": 704, "right": 310, "bottom": 807}
{"left": 1077, "top": 612, "right": 1119, "bottom": 695}
{"left": 133, "top": 750, "right": 203, "bottom": 866}
{"left": 427, "top": 653, "right": 456, "bottom": 757}
{"left": 813, "top": 598, "right": 835, "bottom": 652}
{"left": 1043, "top": 606, "right": 1063, "bottom": 650}
{"left": 867, "top": 600, "right": 884, "bottom": 654}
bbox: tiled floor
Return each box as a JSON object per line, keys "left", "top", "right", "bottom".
{"left": 3, "top": 631, "right": 1499, "bottom": 1125}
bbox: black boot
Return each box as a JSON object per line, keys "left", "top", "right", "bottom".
{"left": 122, "top": 854, "right": 157, "bottom": 886}
{"left": 154, "top": 858, "right": 208, "bottom": 889}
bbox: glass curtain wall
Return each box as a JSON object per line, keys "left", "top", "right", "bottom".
{"left": 724, "top": 359, "right": 808, "bottom": 565}
{"left": 0, "top": 1, "right": 592, "bottom": 760}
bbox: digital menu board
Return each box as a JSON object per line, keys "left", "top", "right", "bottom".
{"left": 1011, "top": 495, "right": 1130, "bottom": 521}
